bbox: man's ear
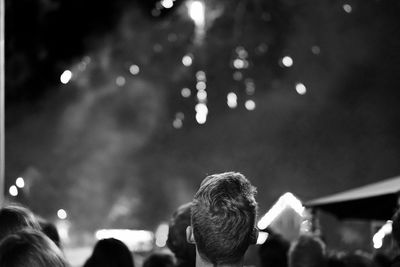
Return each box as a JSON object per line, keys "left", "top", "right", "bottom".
{"left": 250, "top": 227, "right": 259, "bottom": 244}
{"left": 186, "top": 226, "right": 196, "bottom": 244}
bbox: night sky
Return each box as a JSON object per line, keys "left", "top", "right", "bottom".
{"left": 4, "top": 0, "right": 400, "bottom": 237}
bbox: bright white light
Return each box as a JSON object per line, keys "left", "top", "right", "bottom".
{"left": 343, "top": 4, "right": 352, "bottom": 13}
{"left": 373, "top": 221, "right": 392, "bottom": 249}
{"left": 196, "top": 112, "right": 207, "bottom": 124}
{"left": 233, "top": 59, "right": 245, "bottom": 69}
{"left": 197, "top": 90, "right": 207, "bottom": 101}
{"left": 181, "top": 88, "right": 191, "bottom": 98}
{"left": 188, "top": 1, "right": 205, "bottom": 27}
{"left": 281, "top": 56, "right": 293, "bottom": 67}
{"left": 155, "top": 223, "right": 169, "bottom": 247}
{"left": 295, "top": 83, "right": 307, "bottom": 95}
{"left": 256, "top": 232, "right": 269, "bottom": 245}
{"left": 9, "top": 185, "right": 18, "bottom": 196}
{"left": 195, "top": 103, "right": 208, "bottom": 114}
{"left": 57, "top": 209, "right": 68, "bottom": 220}
{"left": 16, "top": 177, "right": 25, "bottom": 188}
{"left": 245, "top": 100, "right": 256, "bottom": 111}
{"left": 182, "top": 54, "right": 193, "bottom": 67}
{"left": 95, "top": 229, "right": 154, "bottom": 252}
{"left": 129, "top": 65, "right": 140, "bottom": 75}
{"left": 116, "top": 76, "right": 126, "bottom": 87}
{"left": 60, "top": 70, "right": 72, "bottom": 84}
{"left": 196, "top": 70, "right": 206, "bottom": 81}
{"left": 196, "top": 81, "right": 206, "bottom": 91}
{"left": 257, "top": 192, "right": 304, "bottom": 230}
{"left": 227, "top": 92, "right": 237, "bottom": 108}
{"left": 161, "top": 0, "right": 174, "bottom": 9}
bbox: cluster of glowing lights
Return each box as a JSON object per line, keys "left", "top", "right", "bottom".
{"left": 195, "top": 103, "right": 208, "bottom": 124}
{"left": 9, "top": 177, "right": 25, "bottom": 197}
{"left": 95, "top": 229, "right": 154, "bottom": 252}
{"left": 257, "top": 192, "right": 304, "bottom": 230}
{"left": 188, "top": 0, "right": 205, "bottom": 27}
{"left": 281, "top": 56, "right": 293, "bottom": 67}
{"left": 60, "top": 70, "right": 72, "bottom": 84}
{"left": 195, "top": 70, "right": 208, "bottom": 124}
{"left": 232, "top": 46, "right": 249, "bottom": 71}
{"left": 373, "top": 221, "right": 392, "bottom": 249}
{"left": 173, "top": 112, "right": 184, "bottom": 129}
{"left": 295, "top": 83, "right": 307, "bottom": 95}
{"left": 343, "top": 4, "right": 352, "bottom": 13}
{"left": 57, "top": 209, "right": 68, "bottom": 220}
{"left": 155, "top": 223, "right": 169, "bottom": 247}
{"left": 227, "top": 92, "right": 237, "bottom": 109}
{"left": 129, "top": 64, "right": 140, "bottom": 75}
{"left": 182, "top": 54, "right": 193, "bottom": 67}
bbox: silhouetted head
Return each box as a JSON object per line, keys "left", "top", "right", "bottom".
{"left": 143, "top": 252, "right": 175, "bottom": 267}
{"left": 0, "top": 229, "right": 68, "bottom": 267}
{"left": 83, "top": 238, "right": 134, "bottom": 267}
{"left": 189, "top": 172, "right": 258, "bottom": 265}
{"left": 288, "top": 234, "right": 326, "bottom": 267}
{"left": 167, "top": 202, "right": 196, "bottom": 267}
{"left": 0, "top": 205, "right": 41, "bottom": 242}
{"left": 258, "top": 230, "right": 290, "bottom": 267}
{"left": 38, "top": 218, "right": 61, "bottom": 248}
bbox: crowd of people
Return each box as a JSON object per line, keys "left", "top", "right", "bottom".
{"left": 0, "top": 172, "right": 400, "bottom": 267}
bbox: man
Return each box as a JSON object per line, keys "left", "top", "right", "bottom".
{"left": 187, "top": 172, "right": 258, "bottom": 267}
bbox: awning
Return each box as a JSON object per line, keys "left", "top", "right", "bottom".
{"left": 304, "top": 176, "right": 400, "bottom": 220}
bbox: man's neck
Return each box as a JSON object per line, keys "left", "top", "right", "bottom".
{"left": 195, "top": 251, "right": 244, "bottom": 267}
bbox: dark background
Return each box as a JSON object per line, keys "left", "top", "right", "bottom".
{"left": 4, "top": 0, "right": 400, "bottom": 245}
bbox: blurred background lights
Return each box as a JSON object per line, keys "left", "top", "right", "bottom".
{"left": 256, "top": 232, "right": 269, "bottom": 245}
{"left": 188, "top": 0, "right": 205, "bottom": 27}
{"left": 9, "top": 185, "right": 18, "bottom": 196}
{"left": 233, "top": 71, "right": 243, "bottom": 81}
{"left": 281, "top": 56, "right": 293, "bottom": 67}
{"left": 116, "top": 76, "right": 126, "bottom": 87}
{"left": 182, "top": 54, "right": 193, "bottom": 67}
{"left": 173, "top": 118, "right": 183, "bottom": 129}
{"left": 16, "top": 177, "right": 25, "bottom": 188}
{"left": 181, "top": 87, "right": 191, "bottom": 98}
{"left": 195, "top": 103, "right": 208, "bottom": 124}
{"left": 197, "top": 90, "right": 207, "bottom": 101}
{"left": 311, "top": 45, "right": 321, "bottom": 55}
{"left": 161, "top": 0, "right": 174, "bottom": 9}
{"left": 196, "top": 81, "right": 206, "bottom": 91}
{"left": 227, "top": 92, "right": 237, "bottom": 108}
{"left": 57, "top": 209, "right": 68, "bottom": 220}
{"left": 155, "top": 223, "right": 169, "bottom": 247}
{"left": 60, "top": 70, "right": 72, "bottom": 84}
{"left": 295, "top": 83, "right": 307, "bottom": 95}
{"left": 129, "top": 64, "right": 140, "bottom": 75}
{"left": 233, "top": 59, "right": 246, "bottom": 69}
{"left": 195, "top": 112, "right": 207, "bottom": 124}
{"left": 196, "top": 70, "right": 206, "bottom": 81}
{"left": 343, "top": 4, "right": 352, "bottom": 13}
{"left": 373, "top": 221, "right": 392, "bottom": 249}
{"left": 245, "top": 100, "right": 256, "bottom": 111}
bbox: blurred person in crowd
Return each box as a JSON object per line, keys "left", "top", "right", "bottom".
{"left": 83, "top": 238, "right": 134, "bottom": 267}
{"left": 326, "top": 251, "right": 346, "bottom": 267}
{"left": 342, "top": 250, "right": 377, "bottom": 267}
{"left": 38, "top": 217, "right": 62, "bottom": 248}
{"left": 0, "top": 205, "right": 41, "bottom": 241}
{"left": 143, "top": 252, "right": 175, "bottom": 267}
{"left": 288, "top": 234, "right": 326, "bottom": 267}
{"left": 167, "top": 202, "right": 196, "bottom": 267}
{"left": 0, "top": 229, "right": 68, "bottom": 267}
{"left": 258, "top": 228, "right": 290, "bottom": 267}
{"left": 392, "top": 208, "right": 400, "bottom": 267}
{"left": 187, "top": 172, "right": 258, "bottom": 267}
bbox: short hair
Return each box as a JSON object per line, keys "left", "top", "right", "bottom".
{"left": 83, "top": 238, "right": 134, "bottom": 267}
{"left": 191, "top": 172, "right": 258, "bottom": 265}
{"left": 288, "top": 234, "right": 326, "bottom": 267}
{"left": 143, "top": 252, "right": 175, "bottom": 267}
{"left": 0, "top": 229, "right": 68, "bottom": 267}
{"left": 392, "top": 208, "right": 400, "bottom": 247}
{"left": 0, "top": 205, "right": 41, "bottom": 242}
{"left": 38, "top": 219, "right": 62, "bottom": 248}
{"left": 167, "top": 202, "right": 196, "bottom": 267}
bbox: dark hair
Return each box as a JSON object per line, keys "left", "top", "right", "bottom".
{"left": 0, "top": 229, "right": 68, "bottom": 267}
{"left": 191, "top": 172, "right": 258, "bottom": 265}
{"left": 143, "top": 252, "right": 175, "bottom": 267}
{"left": 83, "top": 238, "right": 134, "bottom": 267}
{"left": 258, "top": 230, "right": 290, "bottom": 267}
{"left": 0, "top": 205, "right": 41, "bottom": 242}
{"left": 392, "top": 208, "right": 400, "bottom": 247}
{"left": 38, "top": 218, "right": 62, "bottom": 248}
{"left": 288, "top": 234, "right": 326, "bottom": 267}
{"left": 342, "top": 251, "right": 375, "bottom": 267}
{"left": 167, "top": 202, "right": 196, "bottom": 267}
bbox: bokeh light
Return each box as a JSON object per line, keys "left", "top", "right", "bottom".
{"left": 57, "top": 209, "right": 68, "bottom": 220}
{"left": 343, "top": 4, "right": 352, "bottom": 13}
{"left": 116, "top": 76, "right": 126, "bottom": 87}
{"left": 281, "top": 56, "right": 293, "bottom": 67}
{"left": 196, "top": 81, "right": 206, "bottom": 91}
{"left": 197, "top": 90, "right": 207, "bottom": 101}
{"left": 181, "top": 88, "right": 191, "bottom": 98}
{"left": 161, "top": 0, "right": 174, "bottom": 9}
{"left": 129, "top": 64, "right": 140, "bottom": 75}
{"left": 245, "top": 100, "right": 256, "bottom": 111}
{"left": 182, "top": 54, "right": 193, "bottom": 67}
{"left": 295, "top": 83, "right": 307, "bottom": 95}
{"left": 9, "top": 185, "right": 18, "bottom": 197}
{"left": 227, "top": 92, "right": 237, "bottom": 108}
{"left": 16, "top": 177, "right": 25, "bottom": 188}
{"left": 60, "top": 70, "right": 72, "bottom": 84}
{"left": 188, "top": 0, "right": 205, "bottom": 27}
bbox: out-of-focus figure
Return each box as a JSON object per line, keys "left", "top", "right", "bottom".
{"left": 143, "top": 252, "right": 175, "bottom": 267}
{"left": 288, "top": 234, "right": 326, "bottom": 267}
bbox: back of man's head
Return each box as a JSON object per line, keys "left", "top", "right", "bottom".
{"left": 191, "top": 172, "right": 258, "bottom": 265}
{"left": 392, "top": 208, "right": 400, "bottom": 248}
{"left": 288, "top": 234, "right": 326, "bottom": 267}
{"left": 0, "top": 205, "right": 41, "bottom": 242}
